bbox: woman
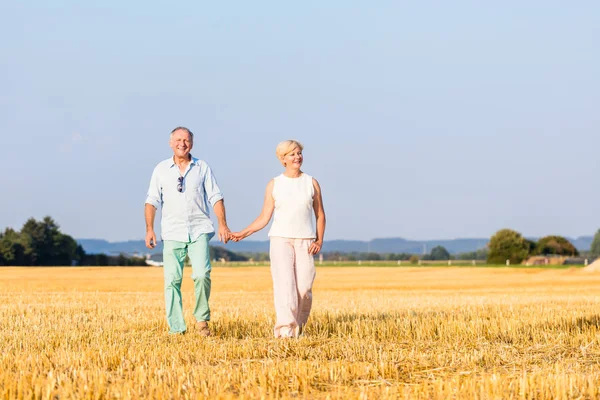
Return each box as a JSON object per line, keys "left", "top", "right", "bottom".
{"left": 231, "top": 140, "right": 326, "bottom": 338}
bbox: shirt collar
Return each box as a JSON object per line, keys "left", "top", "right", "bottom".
{"left": 169, "top": 154, "right": 198, "bottom": 168}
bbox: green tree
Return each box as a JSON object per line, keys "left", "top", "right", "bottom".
{"left": 20, "top": 216, "right": 81, "bottom": 266}
{"left": 456, "top": 248, "right": 488, "bottom": 261}
{"left": 94, "top": 253, "right": 109, "bottom": 266}
{"left": 430, "top": 246, "right": 450, "bottom": 261}
{"left": 0, "top": 228, "right": 27, "bottom": 266}
{"left": 210, "top": 246, "right": 249, "bottom": 262}
{"left": 487, "top": 229, "right": 532, "bottom": 264}
{"left": 0, "top": 230, "right": 5, "bottom": 265}
{"left": 535, "top": 236, "right": 579, "bottom": 256}
{"left": 590, "top": 229, "right": 600, "bottom": 258}
{"left": 117, "top": 254, "right": 128, "bottom": 266}
{"left": 74, "top": 244, "right": 86, "bottom": 265}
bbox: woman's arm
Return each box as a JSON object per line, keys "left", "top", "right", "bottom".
{"left": 308, "top": 178, "right": 326, "bottom": 255}
{"left": 231, "top": 180, "right": 275, "bottom": 241}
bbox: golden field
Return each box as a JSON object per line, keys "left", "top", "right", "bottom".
{"left": 2, "top": 266, "right": 600, "bottom": 399}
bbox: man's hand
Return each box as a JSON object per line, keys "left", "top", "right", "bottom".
{"left": 230, "top": 231, "right": 247, "bottom": 242}
{"left": 218, "top": 225, "right": 232, "bottom": 243}
{"left": 308, "top": 240, "right": 322, "bottom": 255}
{"left": 145, "top": 230, "right": 157, "bottom": 249}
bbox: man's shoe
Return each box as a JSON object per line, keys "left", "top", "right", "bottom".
{"left": 197, "top": 321, "right": 211, "bottom": 337}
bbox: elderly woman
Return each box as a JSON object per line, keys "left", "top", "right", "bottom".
{"left": 232, "top": 140, "right": 326, "bottom": 338}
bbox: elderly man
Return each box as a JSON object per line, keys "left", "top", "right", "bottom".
{"left": 145, "top": 126, "right": 231, "bottom": 335}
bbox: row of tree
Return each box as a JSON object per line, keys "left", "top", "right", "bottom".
{"left": 231, "top": 229, "right": 600, "bottom": 264}
{"left": 318, "top": 231, "right": 594, "bottom": 264}
{"left": 0, "top": 216, "right": 249, "bottom": 266}
{"left": 316, "top": 247, "right": 488, "bottom": 262}
{"left": 3, "top": 217, "right": 598, "bottom": 266}
{"left": 590, "top": 230, "right": 600, "bottom": 257}
{"left": 0, "top": 217, "right": 146, "bottom": 266}
{"left": 487, "top": 230, "right": 581, "bottom": 264}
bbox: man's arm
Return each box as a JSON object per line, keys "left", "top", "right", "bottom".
{"left": 213, "top": 199, "right": 231, "bottom": 243}
{"left": 145, "top": 167, "right": 161, "bottom": 249}
{"left": 145, "top": 204, "right": 157, "bottom": 248}
{"left": 203, "top": 164, "right": 229, "bottom": 243}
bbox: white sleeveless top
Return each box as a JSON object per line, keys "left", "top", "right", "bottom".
{"left": 268, "top": 173, "right": 316, "bottom": 239}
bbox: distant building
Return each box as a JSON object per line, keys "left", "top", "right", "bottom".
{"left": 145, "top": 253, "right": 164, "bottom": 267}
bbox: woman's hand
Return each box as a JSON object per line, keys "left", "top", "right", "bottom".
{"left": 230, "top": 231, "right": 248, "bottom": 242}
{"left": 308, "top": 240, "right": 322, "bottom": 255}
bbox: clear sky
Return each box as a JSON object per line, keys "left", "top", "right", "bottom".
{"left": 1, "top": 2, "right": 598, "bottom": 242}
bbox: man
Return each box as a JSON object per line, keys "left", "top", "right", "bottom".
{"left": 145, "top": 127, "right": 231, "bottom": 335}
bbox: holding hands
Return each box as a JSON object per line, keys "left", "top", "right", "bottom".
{"left": 218, "top": 224, "right": 233, "bottom": 243}
{"left": 228, "top": 229, "right": 323, "bottom": 255}
{"left": 229, "top": 230, "right": 250, "bottom": 242}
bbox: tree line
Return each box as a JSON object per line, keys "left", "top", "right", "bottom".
{"left": 0, "top": 217, "right": 146, "bottom": 266}
{"left": 219, "top": 230, "right": 600, "bottom": 264}
{"left": 318, "top": 230, "right": 598, "bottom": 264}
{"left": 485, "top": 229, "right": 600, "bottom": 264}
{"left": 3, "top": 217, "right": 598, "bottom": 266}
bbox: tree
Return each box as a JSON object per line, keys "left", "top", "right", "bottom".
{"left": 429, "top": 246, "right": 450, "bottom": 261}
{"left": 487, "top": 229, "right": 531, "bottom": 264}
{"left": 117, "top": 254, "right": 128, "bottom": 266}
{"left": 20, "top": 216, "right": 81, "bottom": 266}
{"left": 74, "top": 244, "right": 86, "bottom": 265}
{"left": 0, "top": 230, "right": 4, "bottom": 265}
{"left": 590, "top": 229, "right": 600, "bottom": 258}
{"left": 0, "top": 228, "right": 27, "bottom": 266}
{"left": 535, "top": 236, "right": 579, "bottom": 256}
{"left": 210, "top": 246, "right": 249, "bottom": 262}
{"left": 456, "top": 248, "right": 488, "bottom": 261}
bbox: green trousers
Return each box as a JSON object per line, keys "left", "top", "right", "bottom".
{"left": 163, "top": 233, "right": 213, "bottom": 334}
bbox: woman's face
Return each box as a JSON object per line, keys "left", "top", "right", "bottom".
{"left": 283, "top": 147, "right": 303, "bottom": 168}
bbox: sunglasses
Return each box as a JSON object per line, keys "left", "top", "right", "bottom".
{"left": 177, "top": 176, "right": 184, "bottom": 192}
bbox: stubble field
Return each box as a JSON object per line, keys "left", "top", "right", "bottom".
{"left": 2, "top": 266, "right": 600, "bottom": 399}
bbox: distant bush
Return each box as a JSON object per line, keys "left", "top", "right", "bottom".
{"left": 487, "top": 229, "right": 531, "bottom": 264}
{"left": 534, "top": 236, "right": 579, "bottom": 256}
{"left": 590, "top": 229, "right": 600, "bottom": 258}
{"left": 0, "top": 217, "right": 84, "bottom": 266}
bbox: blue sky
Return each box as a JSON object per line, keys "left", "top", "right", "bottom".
{"left": 1, "top": 2, "right": 598, "bottom": 242}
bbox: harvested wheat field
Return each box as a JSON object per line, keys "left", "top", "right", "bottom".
{"left": 2, "top": 266, "right": 600, "bottom": 399}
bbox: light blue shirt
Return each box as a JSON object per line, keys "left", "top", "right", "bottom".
{"left": 145, "top": 156, "right": 224, "bottom": 242}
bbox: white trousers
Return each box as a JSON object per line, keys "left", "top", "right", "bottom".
{"left": 269, "top": 237, "right": 316, "bottom": 338}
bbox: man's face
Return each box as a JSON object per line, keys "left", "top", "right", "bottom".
{"left": 169, "top": 129, "right": 193, "bottom": 159}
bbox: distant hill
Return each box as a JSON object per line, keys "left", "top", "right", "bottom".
{"left": 76, "top": 239, "right": 247, "bottom": 261}
{"left": 78, "top": 236, "right": 594, "bottom": 256}
{"left": 568, "top": 236, "right": 593, "bottom": 251}
{"left": 222, "top": 237, "right": 492, "bottom": 254}
{"left": 77, "top": 239, "right": 158, "bottom": 256}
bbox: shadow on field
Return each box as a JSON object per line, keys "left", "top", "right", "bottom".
{"left": 211, "top": 311, "right": 410, "bottom": 339}
{"left": 212, "top": 319, "right": 273, "bottom": 339}
{"left": 308, "top": 311, "right": 406, "bottom": 339}
{"left": 540, "top": 315, "right": 600, "bottom": 335}
{"left": 574, "top": 315, "right": 600, "bottom": 329}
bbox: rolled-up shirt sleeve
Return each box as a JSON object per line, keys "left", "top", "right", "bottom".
{"left": 204, "top": 165, "right": 224, "bottom": 207}
{"left": 145, "top": 167, "right": 162, "bottom": 209}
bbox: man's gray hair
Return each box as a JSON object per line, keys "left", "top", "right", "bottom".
{"left": 170, "top": 126, "right": 194, "bottom": 140}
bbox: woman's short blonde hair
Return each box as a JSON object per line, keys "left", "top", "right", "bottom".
{"left": 276, "top": 140, "right": 304, "bottom": 166}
